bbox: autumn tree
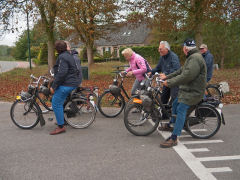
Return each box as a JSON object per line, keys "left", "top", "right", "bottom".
{"left": 0, "top": 0, "right": 58, "bottom": 69}
{"left": 57, "top": 0, "right": 121, "bottom": 70}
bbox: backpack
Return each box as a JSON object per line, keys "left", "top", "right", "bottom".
{"left": 136, "top": 59, "right": 151, "bottom": 73}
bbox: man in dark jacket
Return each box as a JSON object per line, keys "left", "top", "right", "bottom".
{"left": 50, "top": 40, "right": 82, "bottom": 135}
{"left": 200, "top": 44, "right": 214, "bottom": 82}
{"left": 150, "top": 41, "right": 180, "bottom": 107}
{"left": 159, "top": 39, "right": 207, "bottom": 148}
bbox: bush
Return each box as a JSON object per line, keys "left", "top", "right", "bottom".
{"left": 25, "top": 46, "right": 40, "bottom": 59}
{"left": 119, "top": 45, "right": 185, "bottom": 65}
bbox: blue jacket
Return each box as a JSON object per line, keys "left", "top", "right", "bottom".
{"left": 202, "top": 50, "right": 214, "bottom": 82}
{"left": 52, "top": 51, "right": 82, "bottom": 90}
{"left": 151, "top": 50, "right": 180, "bottom": 75}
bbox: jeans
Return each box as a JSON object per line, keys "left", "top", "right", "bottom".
{"left": 170, "top": 98, "right": 190, "bottom": 136}
{"left": 131, "top": 78, "right": 150, "bottom": 95}
{"left": 52, "top": 86, "right": 76, "bottom": 125}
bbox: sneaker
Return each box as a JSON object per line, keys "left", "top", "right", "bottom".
{"left": 158, "top": 123, "right": 174, "bottom": 132}
{"left": 50, "top": 127, "right": 66, "bottom": 135}
{"left": 160, "top": 137, "right": 178, "bottom": 148}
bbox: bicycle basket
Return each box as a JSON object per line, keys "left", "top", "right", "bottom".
{"left": 109, "top": 84, "right": 121, "bottom": 96}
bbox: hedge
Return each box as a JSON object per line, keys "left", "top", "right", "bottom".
{"left": 119, "top": 45, "right": 185, "bottom": 65}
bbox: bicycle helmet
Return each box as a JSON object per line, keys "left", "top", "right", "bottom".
{"left": 109, "top": 84, "right": 121, "bottom": 96}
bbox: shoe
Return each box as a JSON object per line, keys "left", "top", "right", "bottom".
{"left": 158, "top": 123, "right": 174, "bottom": 132}
{"left": 50, "top": 127, "right": 66, "bottom": 135}
{"left": 160, "top": 137, "right": 178, "bottom": 148}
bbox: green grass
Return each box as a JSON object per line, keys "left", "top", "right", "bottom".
{"left": 0, "top": 56, "right": 16, "bottom": 61}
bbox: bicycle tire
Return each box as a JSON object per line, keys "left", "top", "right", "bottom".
{"left": 206, "top": 85, "right": 222, "bottom": 101}
{"left": 98, "top": 90, "right": 125, "bottom": 118}
{"left": 78, "top": 89, "right": 99, "bottom": 110}
{"left": 124, "top": 103, "right": 160, "bottom": 136}
{"left": 10, "top": 100, "right": 40, "bottom": 129}
{"left": 64, "top": 98, "right": 96, "bottom": 129}
{"left": 185, "top": 104, "right": 221, "bottom": 139}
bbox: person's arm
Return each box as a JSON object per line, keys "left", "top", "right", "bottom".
{"left": 132, "top": 56, "right": 147, "bottom": 75}
{"left": 169, "top": 54, "right": 181, "bottom": 74}
{"left": 51, "top": 57, "right": 69, "bottom": 90}
{"left": 151, "top": 57, "right": 162, "bottom": 74}
{"left": 167, "top": 57, "right": 200, "bottom": 88}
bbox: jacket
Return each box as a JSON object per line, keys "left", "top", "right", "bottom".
{"left": 202, "top": 50, "right": 214, "bottom": 82}
{"left": 52, "top": 51, "right": 82, "bottom": 90}
{"left": 166, "top": 49, "right": 207, "bottom": 106}
{"left": 151, "top": 50, "right": 180, "bottom": 75}
{"left": 125, "top": 52, "right": 151, "bottom": 81}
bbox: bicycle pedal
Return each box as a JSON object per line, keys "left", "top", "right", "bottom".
{"left": 48, "top": 117, "right": 54, "bottom": 121}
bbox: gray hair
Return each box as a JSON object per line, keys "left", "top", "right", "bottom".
{"left": 122, "top": 48, "right": 133, "bottom": 56}
{"left": 160, "top": 41, "right": 170, "bottom": 50}
{"left": 185, "top": 46, "right": 196, "bottom": 51}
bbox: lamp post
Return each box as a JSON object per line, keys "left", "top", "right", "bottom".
{"left": 26, "top": 4, "right": 32, "bottom": 69}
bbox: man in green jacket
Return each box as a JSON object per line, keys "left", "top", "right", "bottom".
{"left": 159, "top": 39, "right": 207, "bottom": 148}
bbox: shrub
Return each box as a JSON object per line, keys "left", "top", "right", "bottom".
{"left": 37, "top": 43, "right": 48, "bottom": 65}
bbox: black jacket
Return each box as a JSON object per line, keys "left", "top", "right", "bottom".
{"left": 52, "top": 51, "right": 82, "bottom": 90}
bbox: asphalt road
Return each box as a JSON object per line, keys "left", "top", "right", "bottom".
{"left": 0, "top": 101, "right": 240, "bottom": 180}
{"left": 0, "top": 61, "right": 33, "bottom": 73}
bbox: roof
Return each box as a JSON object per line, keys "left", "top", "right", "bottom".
{"left": 71, "top": 23, "right": 151, "bottom": 48}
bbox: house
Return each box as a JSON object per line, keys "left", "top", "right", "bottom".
{"left": 71, "top": 23, "right": 152, "bottom": 58}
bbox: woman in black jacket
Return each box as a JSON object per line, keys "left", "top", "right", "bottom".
{"left": 50, "top": 40, "right": 82, "bottom": 135}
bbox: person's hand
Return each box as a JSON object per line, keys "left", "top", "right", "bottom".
{"left": 163, "top": 80, "right": 168, "bottom": 87}
{"left": 126, "top": 71, "right": 133, "bottom": 77}
{"left": 50, "top": 87, "right": 55, "bottom": 94}
{"left": 159, "top": 73, "right": 167, "bottom": 80}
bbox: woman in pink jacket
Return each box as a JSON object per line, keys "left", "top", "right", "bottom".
{"left": 122, "top": 48, "right": 151, "bottom": 95}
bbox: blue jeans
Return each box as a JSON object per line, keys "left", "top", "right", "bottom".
{"left": 52, "top": 86, "right": 76, "bottom": 125}
{"left": 170, "top": 98, "right": 190, "bottom": 136}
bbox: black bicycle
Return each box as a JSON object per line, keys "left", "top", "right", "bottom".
{"left": 206, "top": 83, "right": 224, "bottom": 101}
{"left": 97, "top": 65, "right": 131, "bottom": 118}
{"left": 124, "top": 73, "right": 225, "bottom": 139}
{"left": 10, "top": 74, "right": 96, "bottom": 129}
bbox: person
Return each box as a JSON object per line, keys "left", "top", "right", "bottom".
{"left": 149, "top": 41, "right": 180, "bottom": 121}
{"left": 50, "top": 40, "right": 82, "bottom": 135}
{"left": 199, "top": 44, "right": 214, "bottom": 82}
{"left": 159, "top": 39, "right": 207, "bottom": 148}
{"left": 122, "top": 48, "right": 151, "bottom": 95}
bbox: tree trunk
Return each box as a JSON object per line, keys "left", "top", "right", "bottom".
{"left": 86, "top": 45, "right": 94, "bottom": 79}
{"left": 195, "top": 23, "right": 203, "bottom": 48}
{"left": 47, "top": 40, "right": 55, "bottom": 70}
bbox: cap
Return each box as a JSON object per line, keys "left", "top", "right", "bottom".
{"left": 183, "top": 39, "right": 196, "bottom": 47}
{"left": 200, "top": 44, "right": 208, "bottom": 49}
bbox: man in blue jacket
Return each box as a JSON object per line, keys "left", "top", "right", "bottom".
{"left": 149, "top": 41, "right": 180, "bottom": 119}
{"left": 200, "top": 44, "right": 214, "bottom": 82}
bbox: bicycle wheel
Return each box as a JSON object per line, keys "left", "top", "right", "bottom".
{"left": 124, "top": 103, "right": 160, "bottom": 136}
{"left": 98, "top": 91, "right": 125, "bottom": 118}
{"left": 64, "top": 99, "right": 96, "bottom": 129}
{"left": 186, "top": 105, "right": 221, "bottom": 139}
{"left": 10, "top": 100, "right": 40, "bottom": 129}
{"left": 206, "top": 85, "right": 222, "bottom": 101}
{"left": 79, "top": 89, "right": 98, "bottom": 110}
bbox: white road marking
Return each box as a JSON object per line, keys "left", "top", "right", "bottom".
{"left": 198, "top": 155, "right": 240, "bottom": 162}
{"left": 207, "top": 167, "right": 232, "bottom": 173}
{"left": 188, "top": 148, "right": 210, "bottom": 152}
{"left": 181, "top": 140, "right": 223, "bottom": 144}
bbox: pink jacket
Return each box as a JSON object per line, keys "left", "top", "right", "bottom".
{"left": 125, "top": 52, "right": 149, "bottom": 81}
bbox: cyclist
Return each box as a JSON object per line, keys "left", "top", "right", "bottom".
{"left": 149, "top": 41, "right": 180, "bottom": 120}
{"left": 121, "top": 48, "right": 151, "bottom": 96}
{"left": 159, "top": 39, "right": 207, "bottom": 148}
{"left": 50, "top": 40, "right": 82, "bottom": 135}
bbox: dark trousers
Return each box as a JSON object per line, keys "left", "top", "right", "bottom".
{"left": 161, "top": 86, "right": 179, "bottom": 105}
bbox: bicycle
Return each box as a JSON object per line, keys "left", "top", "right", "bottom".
{"left": 124, "top": 73, "right": 225, "bottom": 139}
{"left": 97, "top": 65, "right": 131, "bottom": 118}
{"left": 205, "top": 83, "right": 224, "bottom": 101}
{"left": 10, "top": 74, "right": 96, "bottom": 129}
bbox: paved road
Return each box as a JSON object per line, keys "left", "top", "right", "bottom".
{"left": 0, "top": 102, "right": 240, "bottom": 180}
{"left": 0, "top": 61, "right": 34, "bottom": 73}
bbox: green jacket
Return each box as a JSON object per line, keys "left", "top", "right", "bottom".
{"left": 167, "top": 49, "right": 207, "bottom": 105}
